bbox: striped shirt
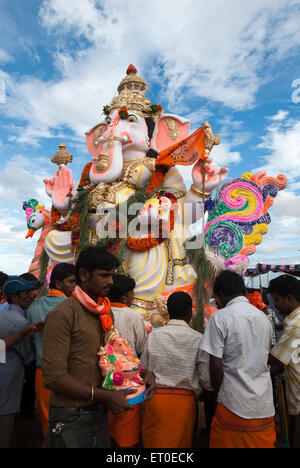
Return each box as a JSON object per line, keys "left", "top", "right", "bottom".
{"left": 141, "top": 320, "right": 203, "bottom": 395}
{"left": 271, "top": 307, "right": 300, "bottom": 416}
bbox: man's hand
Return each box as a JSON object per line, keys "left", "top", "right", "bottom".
{"left": 209, "top": 355, "right": 223, "bottom": 396}
{"left": 3, "top": 322, "right": 44, "bottom": 350}
{"left": 198, "top": 389, "right": 216, "bottom": 404}
{"left": 22, "top": 322, "right": 44, "bottom": 337}
{"left": 142, "top": 371, "right": 156, "bottom": 400}
{"left": 104, "top": 389, "right": 137, "bottom": 415}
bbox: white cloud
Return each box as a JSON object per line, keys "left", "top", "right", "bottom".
{"left": 0, "top": 208, "right": 37, "bottom": 275}
{"left": 250, "top": 114, "right": 300, "bottom": 266}
{"left": 0, "top": 155, "right": 51, "bottom": 207}
{"left": 255, "top": 117, "right": 300, "bottom": 181}
{"left": 268, "top": 110, "right": 290, "bottom": 121}
{"left": 0, "top": 48, "right": 12, "bottom": 64}
{"left": 1, "top": 0, "right": 300, "bottom": 145}
{"left": 211, "top": 143, "right": 241, "bottom": 167}
{"left": 0, "top": 155, "right": 53, "bottom": 274}
{"left": 248, "top": 189, "right": 300, "bottom": 268}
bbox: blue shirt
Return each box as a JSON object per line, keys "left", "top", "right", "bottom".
{"left": 0, "top": 304, "right": 36, "bottom": 415}
{"left": 27, "top": 295, "right": 67, "bottom": 367}
{"left": 0, "top": 302, "right": 8, "bottom": 314}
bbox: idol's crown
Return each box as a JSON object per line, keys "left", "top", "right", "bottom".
{"left": 106, "top": 65, "right": 163, "bottom": 121}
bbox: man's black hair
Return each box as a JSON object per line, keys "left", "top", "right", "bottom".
{"left": 269, "top": 275, "right": 300, "bottom": 302}
{"left": 49, "top": 263, "right": 76, "bottom": 289}
{"left": 262, "top": 293, "right": 270, "bottom": 306}
{"left": 167, "top": 291, "right": 192, "bottom": 320}
{"left": 108, "top": 274, "right": 136, "bottom": 303}
{"left": 0, "top": 271, "right": 8, "bottom": 288}
{"left": 20, "top": 272, "right": 41, "bottom": 288}
{"left": 213, "top": 271, "right": 246, "bottom": 298}
{"left": 75, "top": 246, "right": 119, "bottom": 284}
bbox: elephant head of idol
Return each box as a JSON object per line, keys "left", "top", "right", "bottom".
{"left": 85, "top": 65, "right": 191, "bottom": 185}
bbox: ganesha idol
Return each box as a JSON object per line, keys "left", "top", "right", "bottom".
{"left": 25, "top": 64, "right": 287, "bottom": 326}
{"left": 98, "top": 327, "right": 147, "bottom": 405}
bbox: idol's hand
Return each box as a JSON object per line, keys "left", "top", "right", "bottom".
{"left": 43, "top": 166, "right": 76, "bottom": 213}
{"left": 192, "top": 158, "right": 228, "bottom": 192}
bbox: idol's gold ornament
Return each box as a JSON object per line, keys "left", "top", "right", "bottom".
{"left": 51, "top": 143, "right": 73, "bottom": 168}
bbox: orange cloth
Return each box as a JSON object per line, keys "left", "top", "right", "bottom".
{"left": 109, "top": 301, "right": 142, "bottom": 446}
{"left": 210, "top": 403, "right": 276, "bottom": 449}
{"left": 142, "top": 388, "right": 196, "bottom": 448}
{"left": 35, "top": 367, "right": 51, "bottom": 439}
{"left": 72, "top": 285, "right": 112, "bottom": 331}
{"left": 47, "top": 289, "right": 66, "bottom": 297}
{"left": 156, "top": 126, "right": 206, "bottom": 167}
{"left": 109, "top": 404, "right": 141, "bottom": 447}
{"left": 247, "top": 291, "right": 267, "bottom": 311}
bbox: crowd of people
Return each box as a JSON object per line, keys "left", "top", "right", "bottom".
{"left": 0, "top": 246, "right": 299, "bottom": 449}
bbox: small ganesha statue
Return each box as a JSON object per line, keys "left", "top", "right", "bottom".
{"left": 97, "top": 327, "right": 147, "bottom": 405}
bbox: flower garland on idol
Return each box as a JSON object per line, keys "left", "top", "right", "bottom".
{"left": 127, "top": 191, "right": 178, "bottom": 252}
{"left": 51, "top": 155, "right": 176, "bottom": 255}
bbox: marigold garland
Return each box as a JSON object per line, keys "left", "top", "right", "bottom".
{"left": 79, "top": 162, "right": 93, "bottom": 187}
{"left": 146, "top": 165, "right": 169, "bottom": 195}
{"left": 51, "top": 206, "right": 72, "bottom": 230}
{"left": 149, "top": 104, "right": 163, "bottom": 114}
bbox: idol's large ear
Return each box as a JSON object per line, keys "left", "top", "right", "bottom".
{"left": 151, "top": 114, "right": 190, "bottom": 153}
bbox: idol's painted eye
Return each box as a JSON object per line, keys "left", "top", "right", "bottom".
{"left": 127, "top": 114, "right": 138, "bottom": 123}
{"left": 106, "top": 116, "right": 112, "bottom": 124}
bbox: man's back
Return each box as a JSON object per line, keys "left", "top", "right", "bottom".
{"left": 27, "top": 295, "right": 66, "bottom": 366}
{"left": 141, "top": 319, "right": 203, "bottom": 394}
{"left": 201, "top": 296, "right": 274, "bottom": 419}
{"left": 111, "top": 306, "right": 147, "bottom": 357}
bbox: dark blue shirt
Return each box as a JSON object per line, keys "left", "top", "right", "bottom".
{"left": 0, "top": 304, "right": 35, "bottom": 415}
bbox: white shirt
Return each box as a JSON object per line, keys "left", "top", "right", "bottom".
{"left": 111, "top": 306, "right": 147, "bottom": 357}
{"left": 141, "top": 319, "right": 203, "bottom": 395}
{"left": 200, "top": 296, "right": 275, "bottom": 419}
{"left": 0, "top": 339, "right": 5, "bottom": 363}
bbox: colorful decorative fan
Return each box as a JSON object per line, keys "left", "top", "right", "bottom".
{"left": 204, "top": 172, "right": 288, "bottom": 269}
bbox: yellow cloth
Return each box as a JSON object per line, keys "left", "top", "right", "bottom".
{"left": 210, "top": 403, "right": 276, "bottom": 449}
{"left": 35, "top": 367, "right": 51, "bottom": 439}
{"left": 142, "top": 388, "right": 196, "bottom": 448}
{"left": 109, "top": 404, "right": 141, "bottom": 447}
{"left": 271, "top": 306, "right": 300, "bottom": 416}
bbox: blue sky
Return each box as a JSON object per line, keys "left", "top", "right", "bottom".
{"left": 1, "top": 0, "right": 300, "bottom": 278}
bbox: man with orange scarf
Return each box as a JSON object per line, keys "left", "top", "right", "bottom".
{"left": 42, "top": 246, "right": 155, "bottom": 448}
{"left": 27, "top": 263, "right": 76, "bottom": 442}
{"left": 200, "top": 271, "right": 276, "bottom": 449}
